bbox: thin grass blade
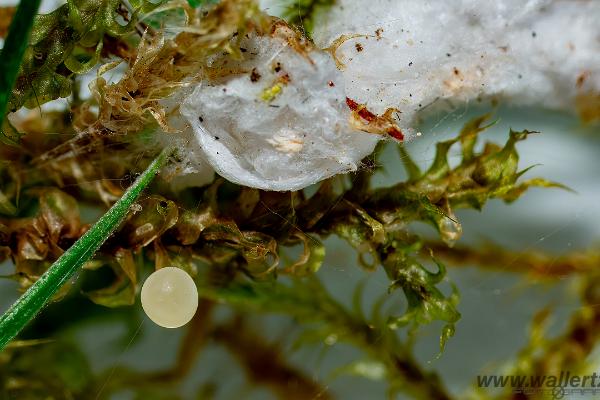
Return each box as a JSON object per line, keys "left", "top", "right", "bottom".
{"left": 0, "top": 0, "right": 42, "bottom": 135}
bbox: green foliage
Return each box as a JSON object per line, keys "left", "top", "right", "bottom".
{"left": 187, "top": 0, "right": 219, "bottom": 8}
{"left": 83, "top": 249, "right": 138, "bottom": 307}
{"left": 8, "top": 0, "right": 167, "bottom": 113}
{"left": 0, "top": 0, "right": 587, "bottom": 397}
{"left": 304, "top": 115, "right": 563, "bottom": 351}
{"left": 204, "top": 277, "right": 452, "bottom": 398}
{"left": 281, "top": 0, "right": 335, "bottom": 36}
{"left": 0, "top": 113, "right": 562, "bottom": 358}
{"left": 0, "top": 147, "right": 171, "bottom": 350}
{"left": 383, "top": 244, "right": 460, "bottom": 352}
{"left": 367, "top": 115, "right": 566, "bottom": 241}
{"left": 0, "top": 0, "right": 42, "bottom": 142}
{"left": 0, "top": 341, "right": 92, "bottom": 399}
{"left": 0, "top": 105, "right": 567, "bottom": 399}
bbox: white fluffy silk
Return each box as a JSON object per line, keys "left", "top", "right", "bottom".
{"left": 172, "top": 0, "right": 600, "bottom": 191}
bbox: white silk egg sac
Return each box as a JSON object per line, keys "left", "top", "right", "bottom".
{"left": 141, "top": 267, "right": 199, "bottom": 328}
{"left": 179, "top": 28, "right": 380, "bottom": 191}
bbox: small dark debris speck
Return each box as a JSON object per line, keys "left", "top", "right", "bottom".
{"left": 250, "top": 68, "right": 261, "bottom": 82}
{"left": 198, "top": 116, "right": 204, "bottom": 122}
{"left": 577, "top": 73, "right": 587, "bottom": 87}
{"left": 274, "top": 62, "right": 282, "bottom": 73}
{"left": 279, "top": 73, "right": 291, "bottom": 84}
{"left": 215, "top": 136, "right": 220, "bottom": 140}
{"left": 355, "top": 43, "right": 364, "bottom": 52}
{"left": 328, "top": 80, "right": 335, "bottom": 87}
{"left": 408, "top": 61, "right": 413, "bottom": 66}
{"left": 240, "top": 47, "right": 247, "bottom": 52}
{"left": 446, "top": 53, "right": 452, "bottom": 57}
{"left": 532, "top": 31, "right": 537, "bottom": 38}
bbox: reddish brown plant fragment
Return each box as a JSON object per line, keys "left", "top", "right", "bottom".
{"left": 346, "top": 97, "right": 404, "bottom": 141}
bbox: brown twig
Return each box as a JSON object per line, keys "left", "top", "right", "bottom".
{"left": 213, "top": 316, "right": 332, "bottom": 400}
{"left": 424, "top": 240, "right": 600, "bottom": 279}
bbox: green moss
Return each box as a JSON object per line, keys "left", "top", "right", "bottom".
{"left": 281, "top": 0, "right": 335, "bottom": 36}
{"left": 0, "top": 2, "right": 580, "bottom": 398}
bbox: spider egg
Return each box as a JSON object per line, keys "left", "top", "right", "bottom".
{"left": 141, "top": 267, "right": 198, "bottom": 328}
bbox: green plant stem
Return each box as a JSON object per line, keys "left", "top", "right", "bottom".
{"left": 0, "top": 147, "right": 172, "bottom": 351}
{"left": 0, "top": 0, "right": 41, "bottom": 132}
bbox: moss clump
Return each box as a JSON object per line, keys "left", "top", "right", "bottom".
{"left": 0, "top": 1, "right": 584, "bottom": 399}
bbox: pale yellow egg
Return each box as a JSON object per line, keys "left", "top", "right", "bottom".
{"left": 141, "top": 267, "right": 198, "bottom": 328}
